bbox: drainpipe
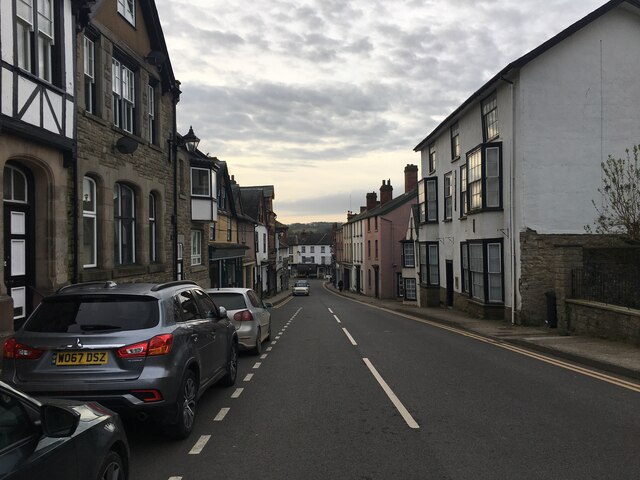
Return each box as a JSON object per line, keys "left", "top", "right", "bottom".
{"left": 501, "top": 75, "right": 517, "bottom": 326}
{"left": 171, "top": 82, "right": 181, "bottom": 280}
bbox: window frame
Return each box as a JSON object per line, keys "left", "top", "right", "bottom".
{"left": 84, "top": 35, "right": 96, "bottom": 114}
{"left": 481, "top": 92, "right": 499, "bottom": 142}
{"left": 149, "top": 193, "right": 157, "bottom": 263}
{"left": 117, "top": 0, "right": 135, "bottom": 26}
{"left": 191, "top": 167, "right": 211, "bottom": 197}
{"left": 402, "top": 242, "right": 415, "bottom": 268}
{"left": 460, "top": 239, "right": 504, "bottom": 304}
{"left": 419, "top": 242, "right": 439, "bottom": 286}
{"left": 464, "top": 143, "right": 503, "bottom": 213}
{"left": 450, "top": 122, "right": 460, "bottom": 160}
{"left": 191, "top": 230, "right": 202, "bottom": 266}
{"left": 147, "top": 83, "right": 156, "bottom": 144}
{"left": 112, "top": 58, "right": 135, "bottom": 134}
{"left": 227, "top": 219, "right": 233, "bottom": 242}
{"left": 444, "top": 171, "right": 453, "bottom": 221}
{"left": 428, "top": 143, "right": 436, "bottom": 174}
{"left": 424, "top": 177, "right": 438, "bottom": 223}
{"left": 114, "top": 183, "right": 136, "bottom": 266}
{"left": 404, "top": 278, "right": 417, "bottom": 301}
{"left": 82, "top": 176, "right": 97, "bottom": 268}
{"left": 460, "top": 164, "right": 468, "bottom": 218}
{"left": 16, "top": 0, "right": 60, "bottom": 84}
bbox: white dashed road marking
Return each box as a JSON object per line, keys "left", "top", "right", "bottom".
{"left": 231, "top": 388, "right": 244, "bottom": 398}
{"left": 214, "top": 408, "right": 230, "bottom": 421}
{"left": 342, "top": 328, "right": 358, "bottom": 346}
{"left": 189, "top": 435, "right": 211, "bottom": 454}
{"left": 244, "top": 373, "right": 254, "bottom": 382}
{"left": 261, "top": 354, "right": 268, "bottom": 359}
{"left": 253, "top": 362, "right": 262, "bottom": 369}
{"left": 334, "top": 314, "right": 341, "bottom": 324}
{"left": 266, "top": 347, "right": 273, "bottom": 352}
{"left": 328, "top": 308, "right": 334, "bottom": 314}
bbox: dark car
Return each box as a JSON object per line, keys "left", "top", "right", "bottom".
{"left": 1, "top": 280, "right": 238, "bottom": 440}
{"left": 0, "top": 380, "right": 129, "bottom": 480}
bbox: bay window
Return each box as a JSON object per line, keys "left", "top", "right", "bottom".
{"left": 460, "top": 240, "right": 503, "bottom": 303}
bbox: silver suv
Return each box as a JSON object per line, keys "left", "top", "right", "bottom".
{"left": 1, "top": 280, "right": 238, "bottom": 440}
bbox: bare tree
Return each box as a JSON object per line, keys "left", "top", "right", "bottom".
{"left": 586, "top": 145, "right": 640, "bottom": 241}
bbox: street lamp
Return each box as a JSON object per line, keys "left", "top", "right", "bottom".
{"left": 182, "top": 126, "right": 200, "bottom": 153}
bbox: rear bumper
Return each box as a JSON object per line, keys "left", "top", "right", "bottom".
{"left": 233, "top": 321, "right": 259, "bottom": 350}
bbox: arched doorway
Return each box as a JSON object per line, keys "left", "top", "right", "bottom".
{"left": 3, "top": 163, "right": 35, "bottom": 329}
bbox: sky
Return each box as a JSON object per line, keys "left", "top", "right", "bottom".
{"left": 154, "top": 0, "right": 606, "bottom": 224}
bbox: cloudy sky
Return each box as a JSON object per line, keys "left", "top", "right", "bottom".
{"left": 154, "top": 0, "right": 605, "bottom": 224}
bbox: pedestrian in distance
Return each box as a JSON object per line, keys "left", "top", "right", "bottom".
{"left": 338, "top": 280, "right": 344, "bottom": 292}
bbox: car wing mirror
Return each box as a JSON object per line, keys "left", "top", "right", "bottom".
{"left": 41, "top": 404, "right": 80, "bottom": 437}
{"left": 218, "top": 306, "right": 227, "bottom": 319}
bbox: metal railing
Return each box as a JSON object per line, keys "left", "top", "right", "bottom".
{"left": 571, "top": 267, "right": 639, "bottom": 309}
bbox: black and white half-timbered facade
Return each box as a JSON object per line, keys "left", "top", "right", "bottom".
{"left": 0, "top": 0, "right": 89, "bottom": 329}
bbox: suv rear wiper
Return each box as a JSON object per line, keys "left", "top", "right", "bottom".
{"left": 80, "top": 324, "right": 122, "bottom": 331}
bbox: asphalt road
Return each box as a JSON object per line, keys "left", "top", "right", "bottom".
{"left": 127, "top": 279, "right": 640, "bottom": 479}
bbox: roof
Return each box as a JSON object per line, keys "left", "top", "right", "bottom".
{"left": 239, "top": 188, "right": 263, "bottom": 222}
{"left": 289, "top": 232, "right": 331, "bottom": 246}
{"left": 414, "top": 0, "right": 632, "bottom": 151}
{"left": 347, "top": 189, "right": 417, "bottom": 224}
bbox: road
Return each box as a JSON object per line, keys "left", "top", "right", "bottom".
{"left": 127, "top": 279, "right": 640, "bottom": 479}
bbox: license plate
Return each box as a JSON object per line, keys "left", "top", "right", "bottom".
{"left": 55, "top": 351, "right": 109, "bottom": 366}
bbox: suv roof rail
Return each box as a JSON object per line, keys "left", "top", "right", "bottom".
{"left": 151, "top": 280, "right": 198, "bottom": 292}
{"left": 56, "top": 281, "right": 117, "bottom": 293}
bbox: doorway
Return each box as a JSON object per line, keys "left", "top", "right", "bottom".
{"left": 445, "top": 260, "right": 454, "bottom": 307}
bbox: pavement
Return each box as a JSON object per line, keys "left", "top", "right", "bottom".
{"left": 267, "top": 281, "right": 640, "bottom": 381}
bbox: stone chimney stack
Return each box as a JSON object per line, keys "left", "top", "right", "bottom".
{"left": 366, "top": 191, "right": 378, "bottom": 210}
{"left": 404, "top": 164, "right": 418, "bottom": 193}
{"left": 380, "top": 179, "right": 393, "bottom": 205}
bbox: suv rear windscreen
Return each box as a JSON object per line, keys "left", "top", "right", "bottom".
{"left": 207, "top": 293, "right": 247, "bottom": 310}
{"left": 24, "top": 295, "right": 159, "bottom": 333}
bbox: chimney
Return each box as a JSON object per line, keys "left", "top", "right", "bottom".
{"left": 360, "top": 206, "right": 366, "bottom": 213}
{"left": 347, "top": 211, "right": 355, "bottom": 221}
{"left": 404, "top": 164, "right": 418, "bottom": 193}
{"left": 366, "top": 191, "right": 378, "bottom": 210}
{"left": 380, "top": 179, "right": 393, "bottom": 205}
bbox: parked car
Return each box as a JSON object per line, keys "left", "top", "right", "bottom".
{"left": 1, "top": 280, "right": 238, "bottom": 440}
{"left": 0, "top": 380, "right": 129, "bottom": 480}
{"left": 293, "top": 280, "right": 310, "bottom": 296}
{"left": 205, "top": 288, "right": 271, "bottom": 355}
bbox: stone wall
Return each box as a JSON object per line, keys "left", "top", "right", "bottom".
{"left": 567, "top": 300, "right": 640, "bottom": 346}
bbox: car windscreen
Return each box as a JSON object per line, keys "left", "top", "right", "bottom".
{"left": 24, "top": 295, "right": 159, "bottom": 333}
{"left": 294, "top": 282, "right": 308, "bottom": 287}
{"left": 207, "top": 293, "right": 247, "bottom": 310}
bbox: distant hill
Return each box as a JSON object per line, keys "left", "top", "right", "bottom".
{"left": 286, "top": 222, "right": 335, "bottom": 236}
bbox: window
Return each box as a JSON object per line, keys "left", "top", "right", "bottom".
{"left": 375, "top": 240, "right": 378, "bottom": 259}
{"left": 301, "top": 246, "right": 306, "bottom": 253}
{"left": 3, "top": 166, "right": 28, "bottom": 203}
{"left": 465, "top": 144, "right": 502, "bottom": 212}
{"left": 82, "top": 177, "right": 97, "bottom": 268}
{"left": 482, "top": 92, "right": 499, "bottom": 141}
{"left": 428, "top": 143, "right": 436, "bottom": 173}
{"left": 112, "top": 59, "right": 135, "bottom": 133}
{"left": 209, "top": 223, "right": 216, "bottom": 241}
{"left": 191, "top": 168, "right": 211, "bottom": 197}
{"left": 147, "top": 84, "right": 156, "bottom": 144}
{"left": 419, "top": 243, "right": 439, "bottom": 286}
{"left": 460, "top": 164, "right": 468, "bottom": 217}
{"left": 444, "top": 172, "right": 453, "bottom": 220}
{"left": 263, "top": 233, "right": 266, "bottom": 253}
{"left": 217, "top": 183, "right": 226, "bottom": 209}
{"left": 84, "top": 36, "right": 96, "bottom": 114}
{"left": 114, "top": 183, "right": 135, "bottom": 265}
{"left": 367, "top": 241, "right": 371, "bottom": 258}
{"left": 149, "top": 194, "right": 157, "bottom": 262}
{"left": 461, "top": 240, "right": 503, "bottom": 303}
{"left": 425, "top": 177, "right": 438, "bottom": 223}
{"left": 418, "top": 178, "right": 426, "bottom": 223}
{"left": 17, "top": 0, "right": 57, "bottom": 83}
{"left": 403, "top": 242, "right": 415, "bottom": 267}
{"left": 117, "top": 0, "right": 135, "bottom": 26}
{"left": 375, "top": 216, "right": 378, "bottom": 230}
{"left": 227, "top": 219, "right": 233, "bottom": 242}
{"left": 367, "top": 218, "right": 370, "bottom": 231}
{"left": 451, "top": 122, "right": 460, "bottom": 160}
{"left": 321, "top": 246, "right": 325, "bottom": 253}
{"left": 404, "top": 278, "right": 417, "bottom": 301}
{"left": 191, "top": 230, "right": 202, "bottom": 266}
{"left": 310, "top": 246, "right": 315, "bottom": 253}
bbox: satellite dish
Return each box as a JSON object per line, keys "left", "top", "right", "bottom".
{"left": 115, "top": 136, "right": 139, "bottom": 154}
{"left": 145, "top": 50, "right": 167, "bottom": 66}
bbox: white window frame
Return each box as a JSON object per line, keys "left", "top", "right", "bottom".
{"left": 191, "top": 230, "right": 202, "bottom": 266}
{"left": 117, "top": 0, "right": 135, "bottom": 26}
{"left": 114, "top": 183, "right": 136, "bottom": 265}
{"left": 112, "top": 59, "right": 135, "bottom": 133}
{"left": 191, "top": 167, "right": 211, "bottom": 197}
{"left": 469, "top": 243, "right": 484, "bottom": 301}
{"left": 404, "top": 278, "right": 417, "bottom": 301}
{"left": 460, "top": 164, "right": 468, "bottom": 217}
{"left": 82, "top": 177, "right": 97, "bottom": 268}
{"left": 84, "top": 36, "right": 96, "bottom": 114}
{"left": 428, "top": 143, "right": 436, "bottom": 173}
{"left": 444, "top": 172, "right": 453, "bottom": 220}
{"left": 149, "top": 193, "right": 157, "bottom": 263}
{"left": 17, "top": 0, "right": 55, "bottom": 83}
{"left": 227, "top": 219, "right": 233, "bottom": 241}
{"left": 419, "top": 242, "right": 439, "bottom": 286}
{"left": 426, "top": 178, "right": 438, "bottom": 222}
{"left": 147, "top": 84, "right": 156, "bottom": 144}
{"left": 468, "top": 149, "right": 482, "bottom": 211}
{"left": 487, "top": 243, "right": 503, "bottom": 302}
{"left": 403, "top": 242, "right": 415, "bottom": 268}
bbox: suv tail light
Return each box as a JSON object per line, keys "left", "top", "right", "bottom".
{"left": 233, "top": 310, "right": 253, "bottom": 322}
{"left": 117, "top": 334, "right": 173, "bottom": 358}
{"left": 3, "top": 338, "right": 44, "bottom": 360}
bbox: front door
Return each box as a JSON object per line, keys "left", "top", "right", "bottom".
{"left": 446, "top": 260, "right": 454, "bottom": 307}
{"left": 3, "top": 165, "right": 34, "bottom": 329}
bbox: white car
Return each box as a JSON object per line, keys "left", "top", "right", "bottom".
{"left": 292, "top": 280, "right": 310, "bottom": 296}
{"left": 205, "top": 288, "right": 272, "bottom": 355}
